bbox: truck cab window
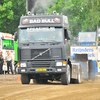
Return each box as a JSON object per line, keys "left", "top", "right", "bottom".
{"left": 19, "top": 28, "right": 63, "bottom": 43}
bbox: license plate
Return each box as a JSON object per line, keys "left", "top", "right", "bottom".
{"left": 36, "top": 69, "right": 46, "bottom": 71}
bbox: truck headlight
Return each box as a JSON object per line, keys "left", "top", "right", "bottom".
{"left": 20, "top": 63, "right": 26, "bottom": 67}
{"left": 56, "top": 62, "right": 62, "bottom": 66}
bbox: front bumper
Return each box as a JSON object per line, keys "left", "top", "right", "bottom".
{"left": 18, "top": 60, "right": 67, "bottom": 74}
{"left": 18, "top": 67, "right": 67, "bottom": 74}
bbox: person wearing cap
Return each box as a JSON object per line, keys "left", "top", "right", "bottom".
{"left": 5, "top": 52, "right": 14, "bottom": 74}
{"left": 0, "top": 51, "right": 4, "bottom": 74}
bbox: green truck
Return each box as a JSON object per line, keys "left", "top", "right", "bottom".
{"left": 0, "top": 33, "right": 18, "bottom": 73}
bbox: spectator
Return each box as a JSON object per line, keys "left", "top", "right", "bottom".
{"left": 21, "top": 32, "right": 35, "bottom": 42}
{"left": 57, "top": 31, "right": 62, "bottom": 40}
{"left": 52, "top": 31, "right": 63, "bottom": 41}
{"left": 0, "top": 51, "right": 4, "bottom": 74}
{"left": 5, "top": 52, "right": 14, "bottom": 74}
{"left": 84, "top": 34, "right": 93, "bottom": 42}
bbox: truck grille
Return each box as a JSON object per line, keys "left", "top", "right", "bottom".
{"left": 20, "top": 48, "right": 61, "bottom": 60}
{"left": 31, "top": 61, "right": 52, "bottom": 67}
{"left": 31, "top": 49, "right": 50, "bottom": 59}
{"left": 21, "top": 49, "right": 31, "bottom": 60}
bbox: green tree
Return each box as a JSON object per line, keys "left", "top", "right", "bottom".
{"left": 0, "top": 0, "right": 26, "bottom": 34}
{"left": 46, "top": 0, "right": 100, "bottom": 36}
{"left": 81, "top": 0, "right": 100, "bottom": 32}
{"left": 0, "top": 0, "right": 13, "bottom": 33}
{"left": 46, "top": 0, "right": 84, "bottom": 36}
{"left": 7, "top": 0, "right": 26, "bottom": 34}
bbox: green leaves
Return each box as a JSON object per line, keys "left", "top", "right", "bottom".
{"left": 0, "top": 1, "right": 13, "bottom": 32}
{"left": 0, "top": 0, "right": 26, "bottom": 34}
{"left": 0, "top": 0, "right": 100, "bottom": 36}
{"left": 46, "top": 0, "right": 100, "bottom": 37}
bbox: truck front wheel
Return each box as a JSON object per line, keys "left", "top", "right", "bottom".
{"left": 15, "top": 65, "right": 18, "bottom": 74}
{"left": 61, "top": 65, "right": 70, "bottom": 85}
{"left": 21, "top": 74, "right": 30, "bottom": 84}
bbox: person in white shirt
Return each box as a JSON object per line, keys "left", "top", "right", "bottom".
{"left": 0, "top": 51, "right": 4, "bottom": 74}
{"left": 5, "top": 52, "right": 14, "bottom": 74}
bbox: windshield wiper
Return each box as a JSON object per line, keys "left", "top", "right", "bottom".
{"left": 28, "top": 42, "right": 34, "bottom": 44}
{"left": 23, "top": 43, "right": 29, "bottom": 46}
{"left": 23, "top": 40, "right": 34, "bottom": 45}
{"left": 35, "top": 40, "right": 45, "bottom": 42}
{"left": 47, "top": 40, "right": 60, "bottom": 42}
{"left": 47, "top": 40, "right": 61, "bottom": 45}
{"left": 35, "top": 40, "right": 48, "bottom": 44}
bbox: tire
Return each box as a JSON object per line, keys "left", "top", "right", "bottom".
{"left": 70, "top": 78, "right": 77, "bottom": 84}
{"left": 76, "top": 68, "right": 81, "bottom": 84}
{"left": 21, "top": 74, "right": 30, "bottom": 84}
{"left": 61, "top": 65, "right": 70, "bottom": 85}
{"left": 71, "top": 67, "right": 81, "bottom": 84}
{"left": 15, "top": 65, "right": 18, "bottom": 74}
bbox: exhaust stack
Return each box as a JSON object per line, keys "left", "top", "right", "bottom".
{"left": 26, "top": 0, "right": 36, "bottom": 13}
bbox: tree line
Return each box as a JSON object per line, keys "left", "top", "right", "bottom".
{"left": 46, "top": 0, "right": 100, "bottom": 36}
{"left": 0, "top": 0, "right": 26, "bottom": 34}
{"left": 0, "top": 0, "right": 100, "bottom": 36}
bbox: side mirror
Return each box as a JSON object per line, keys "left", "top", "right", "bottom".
{"left": 67, "top": 31, "right": 71, "bottom": 40}
{"left": 14, "top": 32, "right": 18, "bottom": 41}
{"left": 65, "top": 30, "right": 71, "bottom": 40}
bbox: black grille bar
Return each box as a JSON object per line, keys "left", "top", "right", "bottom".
{"left": 31, "top": 61, "right": 55, "bottom": 67}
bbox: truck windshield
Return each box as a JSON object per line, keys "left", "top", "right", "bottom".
{"left": 78, "top": 32, "right": 96, "bottom": 42}
{"left": 19, "top": 27, "right": 63, "bottom": 43}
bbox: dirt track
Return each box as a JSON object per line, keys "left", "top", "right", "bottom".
{"left": 0, "top": 75, "right": 100, "bottom": 100}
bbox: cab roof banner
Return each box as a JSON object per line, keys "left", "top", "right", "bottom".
{"left": 22, "top": 17, "right": 61, "bottom": 24}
